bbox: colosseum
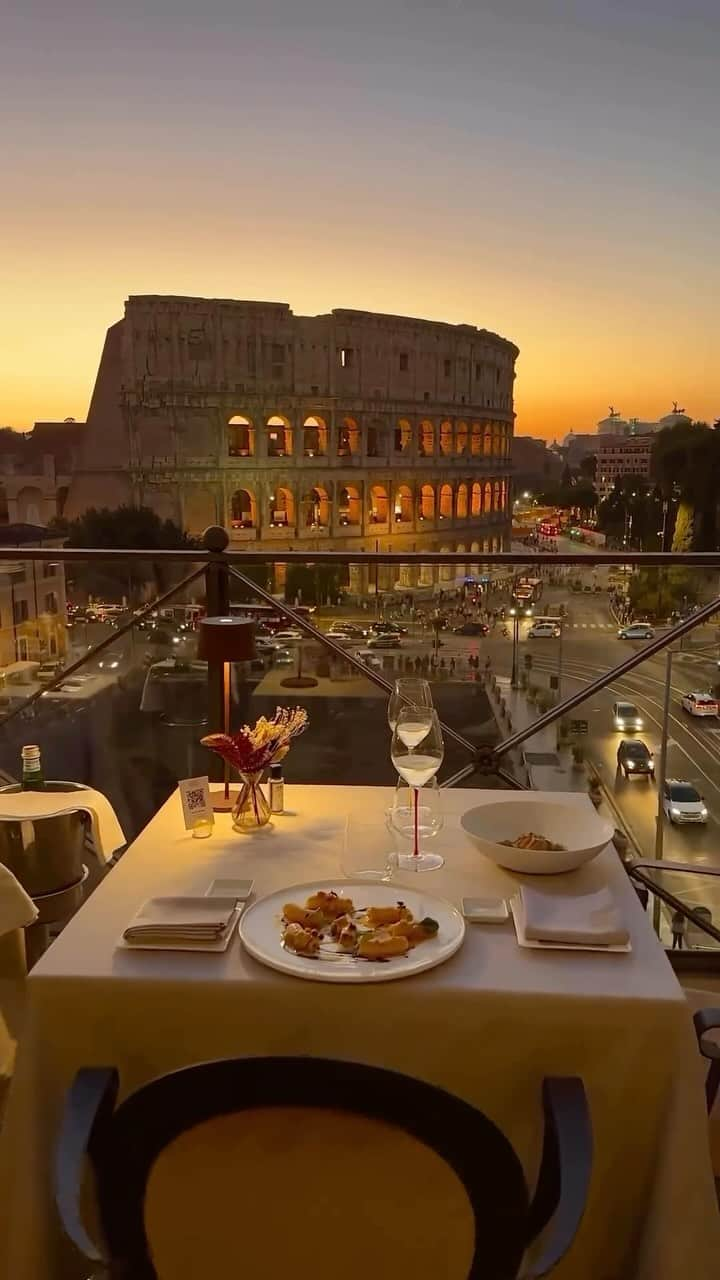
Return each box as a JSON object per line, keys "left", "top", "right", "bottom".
{"left": 68, "top": 296, "right": 518, "bottom": 594}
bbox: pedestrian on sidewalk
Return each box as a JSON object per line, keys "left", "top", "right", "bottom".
{"left": 449, "top": 657, "right": 456, "bottom": 677}
{"left": 671, "top": 910, "right": 686, "bottom": 950}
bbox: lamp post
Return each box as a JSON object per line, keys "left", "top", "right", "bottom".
{"left": 509, "top": 606, "right": 520, "bottom": 689}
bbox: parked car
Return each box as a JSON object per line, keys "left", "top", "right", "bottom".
{"left": 366, "top": 633, "right": 403, "bottom": 649}
{"left": 327, "top": 624, "right": 367, "bottom": 639}
{"left": 255, "top": 637, "right": 285, "bottom": 654}
{"left": 617, "top": 739, "right": 655, "bottom": 779}
{"left": 662, "top": 780, "right": 708, "bottom": 825}
{"left": 371, "top": 621, "right": 408, "bottom": 635}
{"left": 356, "top": 650, "right": 383, "bottom": 670}
{"left": 272, "top": 648, "right": 294, "bottom": 665}
{"left": 612, "top": 701, "right": 644, "bottom": 731}
{"left": 36, "top": 661, "right": 64, "bottom": 685}
{"left": 618, "top": 624, "right": 654, "bottom": 640}
{"left": 528, "top": 621, "right": 561, "bottom": 639}
{"left": 681, "top": 691, "right": 718, "bottom": 718}
{"left": 274, "top": 629, "right": 304, "bottom": 644}
{"left": 452, "top": 622, "right": 489, "bottom": 636}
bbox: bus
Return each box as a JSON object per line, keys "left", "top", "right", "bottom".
{"left": 512, "top": 576, "right": 543, "bottom": 606}
{"left": 228, "top": 601, "right": 316, "bottom": 632}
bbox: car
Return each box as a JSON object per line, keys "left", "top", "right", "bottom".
{"left": 36, "top": 661, "right": 64, "bottom": 685}
{"left": 371, "top": 621, "right": 408, "bottom": 635}
{"left": 366, "top": 633, "right": 403, "bottom": 649}
{"left": 613, "top": 701, "right": 644, "bottom": 731}
{"left": 582, "top": 584, "right": 592, "bottom": 592}
{"left": 356, "top": 649, "right": 383, "bottom": 670}
{"left": 617, "top": 739, "right": 655, "bottom": 779}
{"left": 327, "top": 624, "right": 367, "bottom": 639}
{"left": 96, "top": 649, "right": 125, "bottom": 672}
{"left": 527, "top": 622, "right": 561, "bottom": 639}
{"left": 272, "top": 648, "right": 294, "bottom": 665}
{"left": 452, "top": 622, "right": 489, "bottom": 636}
{"left": 662, "top": 780, "right": 708, "bottom": 825}
{"left": 618, "top": 625, "right": 655, "bottom": 640}
{"left": 255, "top": 637, "right": 285, "bottom": 655}
{"left": 681, "top": 692, "right": 719, "bottom": 718}
{"left": 273, "top": 629, "right": 304, "bottom": 643}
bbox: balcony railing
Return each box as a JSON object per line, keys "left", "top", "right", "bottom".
{"left": 2, "top": 533, "right": 720, "bottom": 969}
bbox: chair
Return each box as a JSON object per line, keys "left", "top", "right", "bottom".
{"left": 694, "top": 1008, "right": 720, "bottom": 1117}
{"left": 55, "top": 1057, "right": 591, "bottom": 1280}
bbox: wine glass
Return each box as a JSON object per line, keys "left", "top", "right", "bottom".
{"left": 387, "top": 677, "right": 433, "bottom": 732}
{"left": 387, "top": 778, "right": 443, "bottom": 874}
{"left": 390, "top": 707, "right": 444, "bottom": 870}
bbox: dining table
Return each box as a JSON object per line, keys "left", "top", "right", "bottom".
{"left": 0, "top": 784, "right": 718, "bottom": 1279}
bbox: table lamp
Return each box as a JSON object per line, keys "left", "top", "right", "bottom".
{"left": 197, "top": 616, "right": 256, "bottom": 810}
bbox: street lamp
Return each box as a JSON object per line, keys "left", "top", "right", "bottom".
{"left": 509, "top": 606, "right": 520, "bottom": 689}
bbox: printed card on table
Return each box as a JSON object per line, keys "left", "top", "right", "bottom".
{"left": 179, "top": 777, "right": 213, "bottom": 830}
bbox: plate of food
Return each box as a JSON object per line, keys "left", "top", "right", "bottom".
{"left": 238, "top": 880, "right": 466, "bottom": 982}
{"left": 460, "top": 799, "right": 614, "bottom": 874}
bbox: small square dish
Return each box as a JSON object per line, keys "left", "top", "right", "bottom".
{"left": 461, "top": 897, "right": 509, "bottom": 923}
{"left": 205, "top": 878, "right": 254, "bottom": 901}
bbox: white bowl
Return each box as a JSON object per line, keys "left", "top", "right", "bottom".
{"left": 460, "top": 799, "right": 614, "bottom": 875}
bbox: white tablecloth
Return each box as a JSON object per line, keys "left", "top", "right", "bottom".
{"left": 0, "top": 786, "right": 717, "bottom": 1279}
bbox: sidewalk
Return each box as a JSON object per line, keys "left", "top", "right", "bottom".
{"left": 487, "top": 674, "right": 588, "bottom": 794}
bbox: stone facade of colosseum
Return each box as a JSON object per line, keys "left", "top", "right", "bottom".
{"left": 67, "top": 296, "right": 517, "bottom": 592}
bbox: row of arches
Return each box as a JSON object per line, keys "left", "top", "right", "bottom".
{"left": 228, "top": 479, "right": 509, "bottom": 531}
{"left": 227, "top": 414, "right": 511, "bottom": 460}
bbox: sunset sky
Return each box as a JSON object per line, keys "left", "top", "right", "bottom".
{"left": 2, "top": 0, "right": 718, "bottom": 439}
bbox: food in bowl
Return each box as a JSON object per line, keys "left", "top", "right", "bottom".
{"left": 499, "top": 832, "right": 565, "bottom": 852}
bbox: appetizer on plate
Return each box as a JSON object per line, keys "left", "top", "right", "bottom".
{"left": 280, "top": 891, "right": 439, "bottom": 964}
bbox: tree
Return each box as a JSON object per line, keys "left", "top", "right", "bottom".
{"left": 671, "top": 502, "right": 694, "bottom": 553}
{"left": 579, "top": 454, "right": 597, "bottom": 483}
{"left": 63, "top": 505, "right": 199, "bottom": 600}
{"left": 652, "top": 422, "right": 720, "bottom": 550}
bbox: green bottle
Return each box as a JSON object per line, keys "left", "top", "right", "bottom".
{"left": 21, "top": 745, "right": 45, "bottom": 791}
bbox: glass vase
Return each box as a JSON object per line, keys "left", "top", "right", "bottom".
{"left": 232, "top": 772, "right": 271, "bottom": 831}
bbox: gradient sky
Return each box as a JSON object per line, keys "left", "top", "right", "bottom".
{"left": 2, "top": 0, "right": 718, "bottom": 438}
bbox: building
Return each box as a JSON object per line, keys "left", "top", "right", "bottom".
{"left": 511, "top": 436, "right": 563, "bottom": 497}
{"left": 597, "top": 406, "right": 692, "bottom": 436}
{"left": 66, "top": 296, "right": 517, "bottom": 594}
{"left": 561, "top": 433, "right": 600, "bottom": 470}
{"left": 0, "top": 525, "right": 68, "bottom": 671}
{"left": 0, "top": 420, "right": 85, "bottom": 527}
{"left": 596, "top": 434, "right": 655, "bottom": 501}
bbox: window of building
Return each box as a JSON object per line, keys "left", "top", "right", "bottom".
{"left": 444, "top": 359, "right": 452, "bottom": 377}
{"left": 13, "top": 599, "right": 29, "bottom": 624}
{"left": 423, "top": 391, "right": 430, "bottom": 402}
{"left": 44, "top": 592, "right": 58, "bottom": 614}
{"left": 340, "top": 348, "right": 354, "bottom": 369}
{"left": 475, "top": 362, "right": 482, "bottom": 380}
{"left": 399, "top": 352, "right": 409, "bottom": 371}
{"left": 247, "top": 339, "right": 256, "bottom": 374}
{"left": 43, "top": 561, "right": 57, "bottom": 577}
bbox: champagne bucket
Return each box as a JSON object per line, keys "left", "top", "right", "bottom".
{"left": 0, "top": 782, "right": 89, "bottom": 897}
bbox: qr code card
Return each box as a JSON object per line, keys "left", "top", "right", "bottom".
{"left": 179, "top": 776, "right": 213, "bottom": 829}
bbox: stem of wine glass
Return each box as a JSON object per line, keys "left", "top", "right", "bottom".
{"left": 413, "top": 787, "right": 419, "bottom": 859}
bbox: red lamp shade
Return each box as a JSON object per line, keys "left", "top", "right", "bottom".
{"left": 197, "top": 616, "right": 256, "bottom": 663}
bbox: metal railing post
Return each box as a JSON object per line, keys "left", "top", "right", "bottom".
{"left": 203, "top": 527, "right": 231, "bottom": 783}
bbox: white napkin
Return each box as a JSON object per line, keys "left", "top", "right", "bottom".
{"left": 123, "top": 897, "right": 237, "bottom": 943}
{"left": 517, "top": 881, "right": 629, "bottom": 947}
{"left": 0, "top": 863, "right": 38, "bottom": 937}
{"left": 0, "top": 787, "right": 126, "bottom": 864}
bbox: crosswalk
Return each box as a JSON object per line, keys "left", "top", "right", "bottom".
{"left": 567, "top": 622, "right": 615, "bottom": 630}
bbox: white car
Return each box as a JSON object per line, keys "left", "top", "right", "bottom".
{"left": 612, "top": 701, "right": 644, "bottom": 732}
{"left": 327, "top": 624, "right": 367, "bottom": 639}
{"left": 618, "top": 624, "right": 654, "bottom": 640}
{"left": 366, "top": 633, "right": 403, "bottom": 649}
{"left": 681, "top": 692, "right": 718, "bottom": 718}
{"left": 528, "top": 622, "right": 560, "bottom": 639}
{"left": 663, "top": 780, "right": 708, "bottom": 825}
{"left": 273, "top": 629, "right": 304, "bottom": 644}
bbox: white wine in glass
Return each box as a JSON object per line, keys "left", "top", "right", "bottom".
{"left": 387, "top": 678, "right": 433, "bottom": 733}
{"left": 390, "top": 707, "right": 444, "bottom": 871}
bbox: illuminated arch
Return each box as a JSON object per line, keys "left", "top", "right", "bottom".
{"left": 471, "top": 482, "right": 482, "bottom": 516}
{"left": 394, "top": 419, "right": 412, "bottom": 454}
{"left": 483, "top": 481, "right": 493, "bottom": 512}
{"left": 302, "top": 416, "right": 327, "bottom": 457}
{"left": 338, "top": 416, "right": 360, "bottom": 457}
{"left": 394, "top": 484, "right": 413, "bottom": 522}
{"left": 471, "top": 422, "right": 483, "bottom": 456}
{"left": 369, "top": 484, "right": 389, "bottom": 523}
{"left": 266, "top": 414, "right": 292, "bottom": 457}
{"left": 338, "top": 484, "right": 360, "bottom": 525}
{"left": 302, "top": 485, "right": 330, "bottom": 527}
{"left": 439, "top": 483, "right": 453, "bottom": 519}
{"left": 419, "top": 484, "right": 435, "bottom": 520}
{"left": 440, "top": 420, "right": 453, "bottom": 456}
{"left": 483, "top": 422, "right": 493, "bottom": 456}
{"left": 455, "top": 421, "right": 468, "bottom": 455}
{"left": 456, "top": 483, "right": 468, "bottom": 519}
{"left": 230, "top": 488, "right": 256, "bottom": 528}
{"left": 269, "top": 485, "right": 295, "bottom": 526}
{"left": 227, "top": 414, "right": 255, "bottom": 457}
{"left": 418, "top": 419, "right": 434, "bottom": 457}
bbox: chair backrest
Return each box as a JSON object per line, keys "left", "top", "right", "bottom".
{"left": 88, "top": 1057, "right": 531, "bottom": 1280}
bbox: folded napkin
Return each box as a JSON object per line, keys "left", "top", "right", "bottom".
{"left": 0, "top": 863, "right": 38, "bottom": 938}
{"left": 517, "top": 881, "right": 629, "bottom": 947}
{"left": 0, "top": 787, "right": 126, "bottom": 864}
{"left": 123, "top": 897, "right": 237, "bottom": 943}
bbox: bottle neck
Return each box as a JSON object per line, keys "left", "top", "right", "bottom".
{"left": 21, "top": 748, "right": 44, "bottom": 790}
